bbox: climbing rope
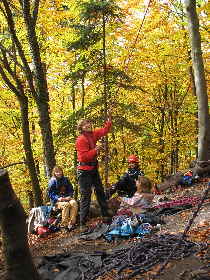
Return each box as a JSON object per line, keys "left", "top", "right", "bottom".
{"left": 153, "top": 183, "right": 210, "bottom": 278}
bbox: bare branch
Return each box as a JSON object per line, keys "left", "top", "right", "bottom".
{"left": 0, "top": 64, "right": 21, "bottom": 97}
{"left": 32, "top": 0, "right": 40, "bottom": 25}
{"left": 0, "top": 161, "right": 27, "bottom": 169}
{"left": 0, "top": 42, "right": 25, "bottom": 72}
{"left": 22, "top": 0, "right": 34, "bottom": 28}
{"left": 0, "top": 47, "right": 15, "bottom": 77}
{"left": 0, "top": 46, "right": 25, "bottom": 96}
{"left": 1, "top": 0, "right": 37, "bottom": 98}
{"left": 0, "top": 4, "right": 7, "bottom": 18}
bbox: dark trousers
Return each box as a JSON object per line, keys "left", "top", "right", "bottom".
{"left": 78, "top": 169, "right": 108, "bottom": 225}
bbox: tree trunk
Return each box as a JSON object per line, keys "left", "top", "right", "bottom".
{"left": 185, "top": 0, "right": 210, "bottom": 160}
{"left": 174, "top": 111, "right": 180, "bottom": 172}
{"left": 27, "top": 190, "right": 34, "bottom": 209}
{"left": 81, "top": 74, "right": 85, "bottom": 111}
{"left": 22, "top": 0, "right": 56, "bottom": 177}
{"left": 18, "top": 95, "right": 43, "bottom": 206}
{"left": 1, "top": 0, "right": 56, "bottom": 177}
{"left": 189, "top": 65, "right": 198, "bottom": 158}
{"left": 156, "top": 171, "right": 184, "bottom": 192}
{"left": 102, "top": 10, "right": 109, "bottom": 187}
{"left": 0, "top": 169, "right": 40, "bottom": 280}
{"left": 170, "top": 107, "right": 179, "bottom": 174}
{"left": 158, "top": 108, "right": 166, "bottom": 182}
{"left": 0, "top": 34, "right": 42, "bottom": 206}
{"left": 208, "top": 116, "right": 210, "bottom": 159}
{"left": 191, "top": 160, "right": 210, "bottom": 176}
{"left": 71, "top": 85, "right": 79, "bottom": 199}
{"left": 37, "top": 101, "right": 56, "bottom": 177}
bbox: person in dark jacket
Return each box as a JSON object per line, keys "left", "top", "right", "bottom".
{"left": 108, "top": 155, "right": 144, "bottom": 198}
{"left": 48, "top": 166, "right": 78, "bottom": 231}
{"left": 76, "top": 113, "right": 112, "bottom": 226}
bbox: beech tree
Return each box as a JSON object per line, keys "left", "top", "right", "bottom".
{"left": 0, "top": 0, "right": 56, "bottom": 178}
{"left": 0, "top": 56, "right": 43, "bottom": 206}
{"left": 184, "top": 0, "right": 210, "bottom": 160}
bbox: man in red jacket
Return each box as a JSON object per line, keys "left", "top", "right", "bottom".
{"left": 76, "top": 114, "right": 112, "bottom": 226}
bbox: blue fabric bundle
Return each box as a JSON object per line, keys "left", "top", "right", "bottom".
{"left": 104, "top": 215, "right": 152, "bottom": 241}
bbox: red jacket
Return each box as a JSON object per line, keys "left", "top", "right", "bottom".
{"left": 76, "top": 121, "right": 112, "bottom": 170}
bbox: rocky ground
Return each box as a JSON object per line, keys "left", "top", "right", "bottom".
{"left": 0, "top": 180, "right": 210, "bottom": 280}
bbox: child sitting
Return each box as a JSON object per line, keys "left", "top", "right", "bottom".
{"left": 118, "top": 176, "right": 154, "bottom": 215}
{"left": 48, "top": 166, "right": 78, "bottom": 231}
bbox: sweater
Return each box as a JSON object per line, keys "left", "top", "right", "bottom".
{"left": 48, "top": 176, "right": 74, "bottom": 205}
{"left": 76, "top": 121, "right": 112, "bottom": 170}
{"left": 120, "top": 192, "right": 154, "bottom": 214}
{"left": 114, "top": 167, "right": 145, "bottom": 197}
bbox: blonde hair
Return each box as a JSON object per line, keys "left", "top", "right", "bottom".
{"left": 77, "top": 119, "right": 92, "bottom": 133}
{"left": 52, "top": 166, "right": 64, "bottom": 177}
{"left": 137, "top": 176, "right": 152, "bottom": 193}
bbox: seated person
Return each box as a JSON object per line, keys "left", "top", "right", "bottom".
{"left": 118, "top": 176, "right": 154, "bottom": 215}
{"left": 108, "top": 155, "right": 144, "bottom": 198}
{"left": 48, "top": 166, "right": 78, "bottom": 231}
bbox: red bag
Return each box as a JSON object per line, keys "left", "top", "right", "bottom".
{"left": 37, "top": 226, "right": 51, "bottom": 237}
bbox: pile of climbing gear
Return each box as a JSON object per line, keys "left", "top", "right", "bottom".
{"left": 37, "top": 234, "right": 206, "bottom": 280}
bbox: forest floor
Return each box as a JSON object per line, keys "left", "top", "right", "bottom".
{"left": 0, "top": 180, "right": 210, "bottom": 280}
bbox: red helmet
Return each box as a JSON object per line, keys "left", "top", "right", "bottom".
{"left": 127, "top": 155, "right": 139, "bottom": 163}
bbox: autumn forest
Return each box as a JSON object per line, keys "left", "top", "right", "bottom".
{"left": 0, "top": 0, "right": 209, "bottom": 208}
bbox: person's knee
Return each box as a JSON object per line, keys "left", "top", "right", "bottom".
{"left": 63, "top": 202, "right": 71, "bottom": 209}
{"left": 71, "top": 199, "right": 78, "bottom": 208}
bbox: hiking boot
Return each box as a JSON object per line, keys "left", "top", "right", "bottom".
{"left": 60, "top": 224, "right": 76, "bottom": 233}
{"left": 60, "top": 226, "right": 68, "bottom": 233}
{"left": 67, "top": 224, "right": 76, "bottom": 232}
{"left": 152, "top": 224, "right": 161, "bottom": 233}
{"left": 102, "top": 216, "right": 112, "bottom": 223}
